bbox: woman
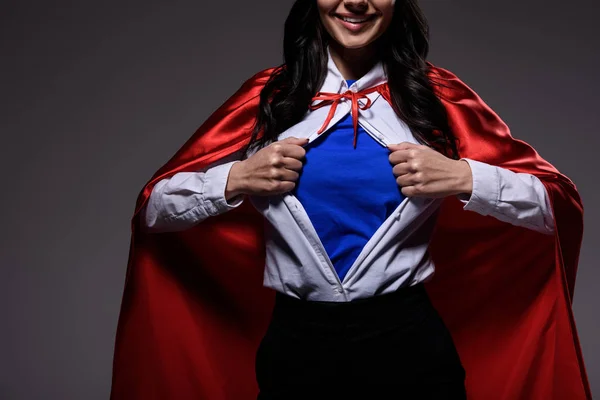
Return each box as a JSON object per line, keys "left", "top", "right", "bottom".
{"left": 111, "top": 1, "right": 590, "bottom": 399}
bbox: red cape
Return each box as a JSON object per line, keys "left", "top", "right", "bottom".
{"left": 110, "top": 65, "right": 591, "bottom": 399}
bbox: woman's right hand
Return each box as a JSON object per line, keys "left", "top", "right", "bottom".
{"left": 225, "top": 137, "right": 308, "bottom": 199}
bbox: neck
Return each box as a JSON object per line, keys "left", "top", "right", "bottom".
{"left": 328, "top": 41, "right": 378, "bottom": 81}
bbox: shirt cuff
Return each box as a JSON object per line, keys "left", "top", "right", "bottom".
{"left": 457, "top": 158, "right": 500, "bottom": 216}
{"left": 202, "top": 160, "right": 244, "bottom": 216}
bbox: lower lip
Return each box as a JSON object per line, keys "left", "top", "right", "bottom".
{"left": 335, "top": 16, "right": 375, "bottom": 32}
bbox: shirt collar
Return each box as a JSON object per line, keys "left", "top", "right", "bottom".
{"left": 270, "top": 47, "right": 393, "bottom": 148}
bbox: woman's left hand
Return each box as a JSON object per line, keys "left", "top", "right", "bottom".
{"left": 388, "top": 142, "right": 473, "bottom": 198}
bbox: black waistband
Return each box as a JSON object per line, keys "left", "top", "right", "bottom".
{"left": 271, "top": 283, "right": 431, "bottom": 333}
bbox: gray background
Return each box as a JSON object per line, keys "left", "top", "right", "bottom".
{"left": 1, "top": 1, "right": 598, "bottom": 399}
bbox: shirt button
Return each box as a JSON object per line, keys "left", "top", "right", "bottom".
{"left": 350, "top": 86, "right": 358, "bottom": 93}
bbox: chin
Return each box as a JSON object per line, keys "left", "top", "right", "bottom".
{"left": 326, "top": 22, "right": 385, "bottom": 52}
{"left": 333, "top": 36, "right": 378, "bottom": 51}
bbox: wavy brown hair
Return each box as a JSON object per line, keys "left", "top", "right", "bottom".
{"left": 245, "top": 0, "right": 459, "bottom": 160}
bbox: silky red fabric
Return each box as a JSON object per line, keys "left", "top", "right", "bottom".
{"left": 110, "top": 65, "right": 591, "bottom": 399}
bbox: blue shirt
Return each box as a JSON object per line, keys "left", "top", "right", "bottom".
{"left": 293, "top": 80, "right": 406, "bottom": 282}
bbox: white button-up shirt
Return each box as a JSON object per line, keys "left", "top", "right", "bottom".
{"left": 142, "top": 53, "right": 555, "bottom": 302}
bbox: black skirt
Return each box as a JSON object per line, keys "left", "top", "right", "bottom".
{"left": 255, "top": 283, "right": 467, "bottom": 399}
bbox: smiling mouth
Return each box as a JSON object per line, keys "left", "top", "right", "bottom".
{"left": 334, "top": 14, "right": 377, "bottom": 24}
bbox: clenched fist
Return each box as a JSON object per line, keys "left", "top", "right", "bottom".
{"left": 226, "top": 137, "right": 308, "bottom": 199}
{"left": 388, "top": 142, "right": 473, "bottom": 198}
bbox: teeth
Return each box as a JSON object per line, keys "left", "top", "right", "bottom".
{"left": 342, "top": 17, "right": 369, "bottom": 23}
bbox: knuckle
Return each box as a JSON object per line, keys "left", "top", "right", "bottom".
{"left": 269, "top": 167, "right": 281, "bottom": 179}
{"left": 282, "top": 182, "right": 294, "bottom": 192}
{"left": 270, "top": 154, "right": 283, "bottom": 166}
{"left": 269, "top": 180, "right": 280, "bottom": 192}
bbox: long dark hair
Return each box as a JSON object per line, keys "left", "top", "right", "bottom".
{"left": 245, "top": 0, "right": 459, "bottom": 159}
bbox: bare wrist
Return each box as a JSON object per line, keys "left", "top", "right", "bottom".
{"left": 225, "top": 161, "right": 246, "bottom": 200}
{"left": 456, "top": 159, "right": 473, "bottom": 195}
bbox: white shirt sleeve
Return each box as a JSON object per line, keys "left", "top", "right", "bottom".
{"left": 457, "top": 158, "right": 555, "bottom": 235}
{"left": 142, "top": 151, "right": 245, "bottom": 233}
